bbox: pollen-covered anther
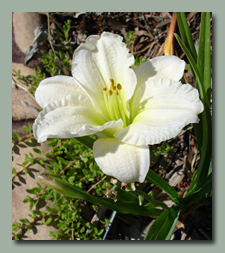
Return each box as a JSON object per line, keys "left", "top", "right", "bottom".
{"left": 110, "top": 78, "right": 114, "bottom": 86}
{"left": 108, "top": 90, "right": 113, "bottom": 96}
{"left": 110, "top": 78, "right": 117, "bottom": 90}
{"left": 111, "top": 84, "right": 116, "bottom": 90}
{"left": 115, "top": 90, "right": 119, "bottom": 95}
{"left": 117, "top": 83, "right": 122, "bottom": 90}
{"left": 103, "top": 86, "right": 107, "bottom": 91}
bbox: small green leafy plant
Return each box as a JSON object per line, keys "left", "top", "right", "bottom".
{"left": 12, "top": 128, "right": 110, "bottom": 240}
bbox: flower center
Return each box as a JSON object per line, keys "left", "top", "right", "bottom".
{"left": 102, "top": 78, "right": 128, "bottom": 126}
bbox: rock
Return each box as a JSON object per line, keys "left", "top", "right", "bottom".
{"left": 12, "top": 88, "right": 40, "bottom": 122}
{"left": 12, "top": 12, "right": 45, "bottom": 137}
{"left": 12, "top": 12, "right": 47, "bottom": 76}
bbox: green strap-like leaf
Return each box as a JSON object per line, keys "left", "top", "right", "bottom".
{"left": 176, "top": 14, "right": 205, "bottom": 150}
{"left": 182, "top": 172, "right": 212, "bottom": 206}
{"left": 176, "top": 12, "right": 197, "bottom": 62}
{"left": 75, "top": 136, "right": 95, "bottom": 149}
{"left": 145, "top": 169, "right": 180, "bottom": 204}
{"left": 197, "top": 12, "right": 212, "bottom": 106}
{"left": 175, "top": 34, "right": 210, "bottom": 191}
{"left": 39, "top": 174, "right": 163, "bottom": 218}
{"left": 133, "top": 189, "right": 168, "bottom": 210}
{"left": 174, "top": 34, "right": 204, "bottom": 98}
{"left": 175, "top": 13, "right": 212, "bottom": 195}
{"left": 144, "top": 205, "right": 181, "bottom": 240}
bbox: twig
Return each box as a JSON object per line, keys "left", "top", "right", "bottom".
{"left": 48, "top": 14, "right": 64, "bottom": 33}
{"left": 12, "top": 77, "right": 35, "bottom": 100}
{"left": 58, "top": 160, "right": 77, "bottom": 175}
{"left": 87, "top": 176, "right": 107, "bottom": 193}
{"left": 12, "top": 213, "right": 56, "bottom": 240}
{"left": 12, "top": 133, "right": 33, "bottom": 145}
{"left": 133, "top": 41, "right": 156, "bottom": 56}
{"left": 143, "top": 15, "right": 154, "bottom": 40}
{"left": 47, "top": 12, "right": 56, "bottom": 55}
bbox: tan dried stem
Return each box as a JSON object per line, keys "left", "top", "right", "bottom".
{"left": 164, "top": 12, "right": 177, "bottom": 55}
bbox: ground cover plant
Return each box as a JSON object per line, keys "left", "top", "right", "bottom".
{"left": 12, "top": 12, "right": 212, "bottom": 240}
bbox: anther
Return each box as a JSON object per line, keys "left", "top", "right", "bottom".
{"left": 110, "top": 78, "right": 117, "bottom": 90}
{"left": 111, "top": 84, "right": 116, "bottom": 90}
{"left": 103, "top": 87, "right": 107, "bottom": 91}
{"left": 117, "top": 83, "right": 122, "bottom": 90}
{"left": 110, "top": 79, "right": 114, "bottom": 86}
{"left": 108, "top": 90, "right": 113, "bottom": 96}
{"left": 115, "top": 90, "right": 119, "bottom": 95}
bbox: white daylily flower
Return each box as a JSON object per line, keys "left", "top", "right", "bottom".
{"left": 33, "top": 32, "right": 203, "bottom": 184}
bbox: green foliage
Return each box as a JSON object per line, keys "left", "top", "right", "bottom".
{"left": 176, "top": 13, "right": 197, "bottom": 62}
{"left": 40, "top": 174, "right": 163, "bottom": 217}
{"left": 12, "top": 67, "right": 46, "bottom": 96}
{"left": 123, "top": 31, "right": 135, "bottom": 44}
{"left": 42, "top": 50, "right": 71, "bottom": 76}
{"left": 123, "top": 30, "right": 147, "bottom": 68}
{"left": 132, "top": 56, "right": 146, "bottom": 68}
{"left": 145, "top": 169, "right": 180, "bottom": 204}
{"left": 14, "top": 131, "right": 21, "bottom": 142}
{"left": 60, "top": 19, "right": 76, "bottom": 48}
{"left": 12, "top": 69, "right": 31, "bottom": 86}
{"left": 175, "top": 12, "right": 212, "bottom": 196}
{"left": 12, "top": 133, "right": 110, "bottom": 240}
{"left": 12, "top": 117, "right": 109, "bottom": 240}
{"left": 152, "top": 142, "right": 174, "bottom": 157}
{"left": 144, "top": 206, "right": 181, "bottom": 240}
{"left": 32, "top": 66, "right": 47, "bottom": 88}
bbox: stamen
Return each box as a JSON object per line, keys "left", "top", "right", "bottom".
{"left": 117, "top": 83, "right": 122, "bottom": 90}
{"left": 110, "top": 79, "right": 116, "bottom": 90}
{"left": 110, "top": 79, "right": 114, "bottom": 86}
{"left": 108, "top": 90, "right": 113, "bottom": 96}
{"left": 102, "top": 78, "right": 128, "bottom": 126}
{"left": 111, "top": 85, "right": 116, "bottom": 90}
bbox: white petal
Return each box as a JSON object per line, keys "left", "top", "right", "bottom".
{"left": 35, "top": 76, "right": 86, "bottom": 108}
{"left": 116, "top": 79, "right": 204, "bottom": 146}
{"left": 130, "top": 78, "right": 204, "bottom": 121}
{"left": 33, "top": 95, "right": 123, "bottom": 142}
{"left": 93, "top": 138, "right": 150, "bottom": 183}
{"left": 115, "top": 108, "right": 200, "bottom": 146}
{"left": 134, "top": 55, "right": 185, "bottom": 90}
{"left": 71, "top": 32, "right": 137, "bottom": 116}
